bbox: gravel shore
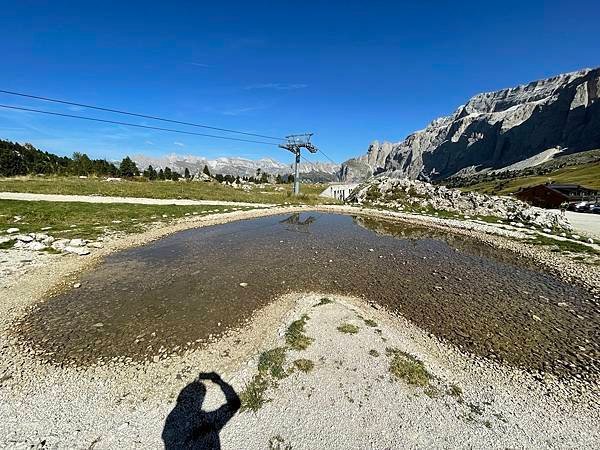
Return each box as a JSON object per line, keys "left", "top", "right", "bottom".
{"left": 1, "top": 205, "right": 598, "bottom": 449}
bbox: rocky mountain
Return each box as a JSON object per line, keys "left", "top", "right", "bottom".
{"left": 132, "top": 153, "right": 340, "bottom": 181}
{"left": 341, "top": 67, "right": 600, "bottom": 181}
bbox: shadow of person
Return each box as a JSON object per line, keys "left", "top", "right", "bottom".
{"left": 162, "top": 372, "right": 241, "bottom": 450}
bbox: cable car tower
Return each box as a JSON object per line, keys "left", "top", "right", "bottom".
{"left": 279, "top": 133, "right": 318, "bottom": 195}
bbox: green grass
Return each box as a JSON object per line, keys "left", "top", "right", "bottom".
{"left": 258, "top": 347, "right": 288, "bottom": 379}
{"left": 240, "top": 374, "right": 270, "bottom": 412}
{"left": 386, "top": 348, "right": 431, "bottom": 387}
{"left": 0, "top": 176, "right": 340, "bottom": 205}
{"left": 363, "top": 318, "right": 378, "bottom": 327}
{"left": 368, "top": 349, "right": 380, "bottom": 357}
{"left": 293, "top": 358, "right": 315, "bottom": 373}
{"left": 285, "top": 314, "right": 314, "bottom": 350}
{"left": 313, "top": 297, "right": 334, "bottom": 307}
{"left": 462, "top": 162, "right": 600, "bottom": 195}
{"left": 530, "top": 234, "right": 600, "bottom": 256}
{"left": 0, "top": 199, "right": 242, "bottom": 240}
{"left": 337, "top": 323, "right": 359, "bottom": 334}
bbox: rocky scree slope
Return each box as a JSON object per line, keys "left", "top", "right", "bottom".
{"left": 341, "top": 67, "right": 600, "bottom": 181}
{"left": 349, "top": 177, "right": 572, "bottom": 231}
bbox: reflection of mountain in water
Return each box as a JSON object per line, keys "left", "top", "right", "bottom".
{"left": 279, "top": 213, "right": 316, "bottom": 233}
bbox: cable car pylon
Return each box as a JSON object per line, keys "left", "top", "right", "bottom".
{"left": 279, "top": 133, "right": 318, "bottom": 195}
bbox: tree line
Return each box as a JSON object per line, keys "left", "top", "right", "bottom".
{"left": 1, "top": 139, "right": 295, "bottom": 183}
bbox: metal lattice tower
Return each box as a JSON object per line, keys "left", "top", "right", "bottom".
{"left": 279, "top": 133, "right": 318, "bottom": 195}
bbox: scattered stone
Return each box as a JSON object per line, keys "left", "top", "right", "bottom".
{"left": 15, "top": 235, "right": 34, "bottom": 243}
{"left": 239, "top": 282, "right": 248, "bottom": 287}
{"left": 532, "top": 314, "right": 542, "bottom": 322}
{"left": 40, "top": 226, "right": 52, "bottom": 231}
{"left": 6, "top": 228, "right": 19, "bottom": 234}
{"left": 64, "top": 246, "right": 91, "bottom": 256}
{"left": 73, "top": 283, "right": 81, "bottom": 288}
{"left": 69, "top": 239, "right": 86, "bottom": 247}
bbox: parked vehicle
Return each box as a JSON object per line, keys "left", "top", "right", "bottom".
{"left": 571, "top": 201, "right": 591, "bottom": 212}
{"left": 590, "top": 204, "right": 600, "bottom": 214}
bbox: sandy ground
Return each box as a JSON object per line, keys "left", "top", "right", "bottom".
{"left": 1, "top": 206, "right": 599, "bottom": 449}
{"left": 0, "top": 191, "right": 275, "bottom": 207}
{"left": 565, "top": 211, "right": 600, "bottom": 239}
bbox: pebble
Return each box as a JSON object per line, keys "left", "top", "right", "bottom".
{"left": 73, "top": 283, "right": 81, "bottom": 288}
{"left": 239, "top": 282, "right": 248, "bottom": 287}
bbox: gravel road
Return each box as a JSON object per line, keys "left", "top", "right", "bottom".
{"left": 565, "top": 211, "right": 600, "bottom": 239}
{"left": 0, "top": 191, "right": 274, "bottom": 207}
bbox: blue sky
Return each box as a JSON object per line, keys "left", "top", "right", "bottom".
{"left": 1, "top": 0, "right": 599, "bottom": 164}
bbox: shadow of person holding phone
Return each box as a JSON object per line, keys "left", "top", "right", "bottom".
{"left": 162, "top": 372, "right": 241, "bottom": 449}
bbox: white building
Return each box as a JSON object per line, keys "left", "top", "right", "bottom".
{"left": 320, "top": 183, "right": 360, "bottom": 201}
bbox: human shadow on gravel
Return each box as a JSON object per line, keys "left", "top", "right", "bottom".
{"left": 162, "top": 372, "right": 240, "bottom": 450}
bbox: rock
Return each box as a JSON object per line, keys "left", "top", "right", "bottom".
{"left": 571, "top": 234, "right": 581, "bottom": 240}
{"left": 340, "top": 68, "right": 600, "bottom": 182}
{"left": 73, "top": 283, "right": 81, "bottom": 288}
{"left": 69, "top": 238, "right": 87, "bottom": 247}
{"left": 588, "top": 238, "right": 594, "bottom": 244}
{"left": 64, "top": 246, "right": 91, "bottom": 256}
{"left": 40, "top": 226, "right": 52, "bottom": 231}
{"left": 26, "top": 241, "right": 47, "bottom": 251}
{"left": 51, "top": 239, "right": 70, "bottom": 251}
{"left": 543, "top": 228, "right": 552, "bottom": 233}
{"left": 15, "top": 235, "right": 34, "bottom": 243}
{"left": 239, "top": 282, "right": 248, "bottom": 287}
{"left": 88, "top": 242, "right": 104, "bottom": 248}
{"left": 349, "top": 176, "right": 573, "bottom": 231}
{"left": 5, "top": 228, "right": 19, "bottom": 234}
{"left": 42, "top": 236, "right": 55, "bottom": 245}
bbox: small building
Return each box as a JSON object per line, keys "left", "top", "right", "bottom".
{"left": 320, "top": 183, "right": 360, "bottom": 201}
{"left": 515, "top": 183, "right": 599, "bottom": 208}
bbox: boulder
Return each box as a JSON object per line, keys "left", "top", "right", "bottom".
{"left": 64, "top": 246, "right": 91, "bottom": 256}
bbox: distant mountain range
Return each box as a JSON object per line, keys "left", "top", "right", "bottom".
{"left": 132, "top": 153, "right": 340, "bottom": 182}
{"left": 340, "top": 67, "right": 600, "bottom": 182}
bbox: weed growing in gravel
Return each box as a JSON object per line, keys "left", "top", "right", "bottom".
{"left": 337, "top": 323, "right": 360, "bottom": 334}
{"left": 0, "top": 240, "right": 14, "bottom": 250}
{"left": 240, "top": 374, "right": 270, "bottom": 412}
{"left": 424, "top": 384, "right": 442, "bottom": 398}
{"left": 258, "top": 347, "right": 288, "bottom": 379}
{"left": 447, "top": 383, "right": 464, "bottom": 402}
{"left": 363, "top": 318, "right": 378, "bottom": 327}
{"left": 269, "top": 435, "right": 292, "bottom": 450}
{"left": 293, "top": 358, "right": 315, "bottom": 373}
{"left": 314, "top": 297, "right": 334, "bottom": 307}
{"left": 285, "top": 314, "right": 314, "bottom": 350}
{"left": 386, "top": 347, "right": 431, "bottom": 386}
{"left": 369, "top": 349, "right": 380, "bottom": 357}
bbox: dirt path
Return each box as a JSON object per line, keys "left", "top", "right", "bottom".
{"left": 0, "top": 191, "right": 275, "bottom": 207}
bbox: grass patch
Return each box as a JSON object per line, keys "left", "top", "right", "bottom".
{"left": 0, "top": 176, "right": 340, "bottom": 205}
{"left": 293, "top": 358, "right": 315, "bottom": 373}
{"left": 0, "top": 240, "right": 14, "bottom": 250}
{"left": 240, "top": 374, "right": 270, "bottom": 412}
{"left": 363, "top": 318, "right": 378, "bottom": 327}
{"left": 337, "top": 323, "right": 360, "bottom": 334}
{"left": 386, "top": 348, "right": 431, "bottom": 387}
{"left": 258, "top": 347, "right": 288, "bottom": 379}
{"left": 530, "top": 234, "right": 600, "bottom": 256}
{"left": 448, "top": 384, "right": 463, "bottom": 399}
{"left": 368, "top": 349, "right": 380, "bottom": 357}
{"left": 313, "top": 297, "right": 334, "bottom": 307}
{"left": 285, "top": 314, "right": 314, "bottom": 350}
{"left": 0, "top": 199, "right": 242, "bottom": 240}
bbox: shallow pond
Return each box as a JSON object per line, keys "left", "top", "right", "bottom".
{"left": 15, "top": 212, "right": 598, "bottom": 379}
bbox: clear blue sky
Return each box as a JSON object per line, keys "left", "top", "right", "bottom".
{"left": 1, "top": 0, "right": 599, "bottom": 164}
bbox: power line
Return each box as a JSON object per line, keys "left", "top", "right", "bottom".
{"left": 0, "top": 89, "right": 284, "bottom": 141}
{"left": 316, "top": 148, "right": 338, "bottom": 165}
{"left": 0, "top": 104, "right": 280, "bottom": 146}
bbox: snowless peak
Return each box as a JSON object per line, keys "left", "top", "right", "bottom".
{"left": 340, "top": 66, "right": 600, "bottom": 182}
